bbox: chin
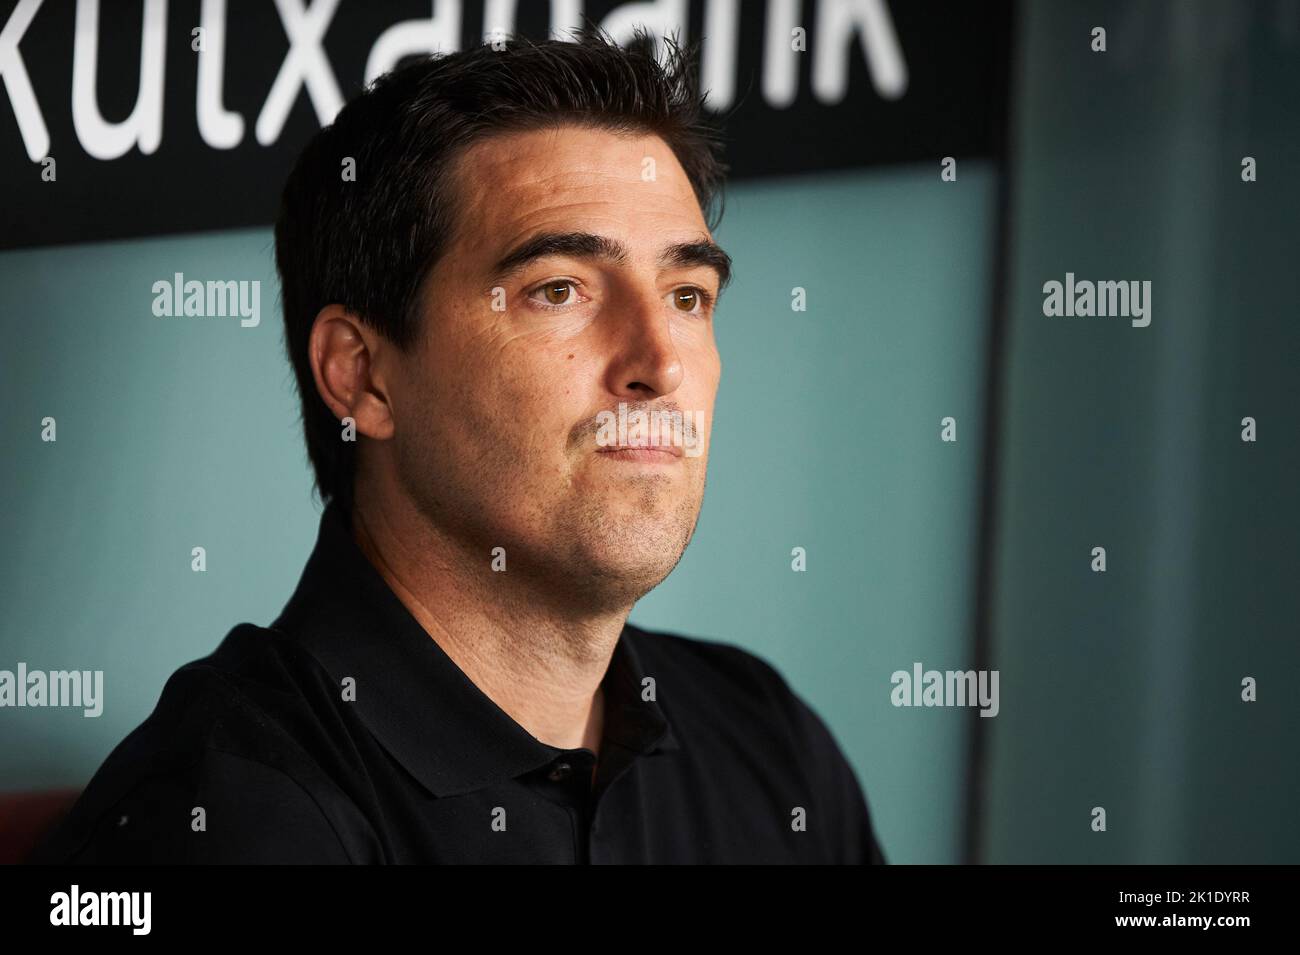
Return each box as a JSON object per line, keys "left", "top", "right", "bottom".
{"left": 586, "top": 537, "right": 681, "bottom": 581}
{"left": 553, "top": 493, "right": 701, "bottom": 597}
{"left": 567, "top": 532, "right": 690, "bottom": 601}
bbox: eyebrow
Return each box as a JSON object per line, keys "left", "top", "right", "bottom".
{"left": 489, "top": 231, "right": 732, "bottom": 292}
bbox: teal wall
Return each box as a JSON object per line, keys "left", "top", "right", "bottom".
{"left": 983, "top": 0, "right": 1300, "bottom": 863}
{"left": 1, "top": 229, "right": 318, "bottom": 787}
{"left": 0, "top": 163, "right": 999, "bottom": 864}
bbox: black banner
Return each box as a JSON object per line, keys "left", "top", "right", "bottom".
{"left": 1, "top": 863, "right": 1284, "bottom": 937}
{"left": 0, "top": 0, "right": 1011, "bottom": 250}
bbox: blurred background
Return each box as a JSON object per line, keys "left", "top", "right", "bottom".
{"left": 1, "top": 0, "right": 1296, "bottom": 864}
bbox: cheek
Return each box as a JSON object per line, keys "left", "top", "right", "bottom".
{"left": 681, "top": 336, "right": 722, "bottom": 399}
{"left": 454, "top": 345, "right": 590, "bottom": 460}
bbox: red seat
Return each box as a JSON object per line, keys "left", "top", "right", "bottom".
{"left": 0, "top": 788, "right": 82, "bottom": 864}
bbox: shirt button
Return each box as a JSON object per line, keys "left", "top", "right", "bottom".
{"left": 547, "top": 761, "right": 572, "bottom": 782}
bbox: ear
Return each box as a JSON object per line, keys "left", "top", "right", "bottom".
{"left": 307, "top": 305, "right": 396, "bottom": 441}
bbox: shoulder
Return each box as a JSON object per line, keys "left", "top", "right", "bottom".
{"left": 622, "top": 621, "right": 839, "bottom": 761}
{"left": 623, "top": 621, "right": 888, "bottom": 864}
{"left": 110, "top": 622, "right": 347, "bottom": 772}
{"left": 28, "top": 624, "right": 369, "bottom": 864}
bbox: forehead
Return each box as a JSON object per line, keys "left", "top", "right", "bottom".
{"left": 447, "top": 125, "right": 709, "bottom": 248}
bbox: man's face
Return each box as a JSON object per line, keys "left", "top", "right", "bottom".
{"left": 386, "top": 125, "right": 725, "bottom": 607}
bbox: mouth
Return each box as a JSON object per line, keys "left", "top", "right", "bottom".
{"left": 595, "top": 444, "right": 684, "bottom": 462}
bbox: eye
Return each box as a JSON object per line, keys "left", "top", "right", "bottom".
{"left": 526, "top": 279, "right": 586, "bottom": 310}
{"left": 670, "top": 286, "right": 715, "bottom": 315}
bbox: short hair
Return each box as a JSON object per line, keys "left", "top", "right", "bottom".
{"left": 273, "top": 28, "right": 730, "bottom": 515}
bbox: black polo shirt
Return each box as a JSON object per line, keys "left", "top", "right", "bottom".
{"left": 29, "top": 501, "right": 887, "bottom": 864}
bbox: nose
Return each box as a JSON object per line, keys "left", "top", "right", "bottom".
{"left": 601, "top": 287, "right": 685, "bottom": 400}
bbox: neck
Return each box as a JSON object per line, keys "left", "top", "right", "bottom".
{"left": 348, "top": 487, "right": 627, "bottom": 755}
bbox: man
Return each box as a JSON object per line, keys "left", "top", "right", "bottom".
{"left": 29, "top": 30, "right": 886, "bottom": 864}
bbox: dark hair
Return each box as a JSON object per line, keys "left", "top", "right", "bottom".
{"left": 274, "top": 27, "right": 730, "bottom": 515}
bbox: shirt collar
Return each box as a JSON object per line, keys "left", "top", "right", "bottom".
{"left": 270, "top": 499, "right": 678, "bottom": 799}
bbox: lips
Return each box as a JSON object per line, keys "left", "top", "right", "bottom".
{"left": 596, "top": 443, "right": 684, "bottom": 458}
